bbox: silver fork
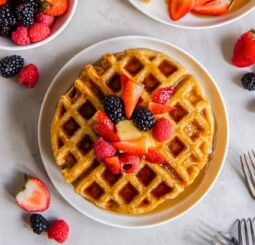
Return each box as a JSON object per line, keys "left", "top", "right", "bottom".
{"left": 240, "top": 150, "right": 255, "bottom": 198}
{"left": 212, "top": 232, "right": 239, "bottom": 245}
{"left": 237, "top": 219, "right": 255, "bottom": 245}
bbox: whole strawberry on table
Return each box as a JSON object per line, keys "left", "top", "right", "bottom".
{"left": 0, "top": 0, "right": 68, "bottom": 45}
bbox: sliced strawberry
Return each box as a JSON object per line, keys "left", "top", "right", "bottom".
{"left": 148, "top": 102, "right": 176, "bottom": 115}
{"left": 192, "top": 0, "right": 231, "bottom": 16}
{"left": 120, "top": 73, "right": 129, "bottom": 90}
{"left": 93, "top": 121, "right": 120, "bottom": 142}
{"left": 112, "top": 138, "right": 148, "bottom": 156}
{"left": 16, "top": 177, "right": 50, "bottom": 212}
{"left": 94, "top": 111, "right": 115, "bottom": 132}
{"left": 152, "top": 86, "right": 174, "bottom": 104}
{"left": 168, "top": 0, "right": 195, "bottom": 21}
{"left": 104, "top": 156, "right": 121, "bottom": 174}
{"left": 123, "top": 79, "right": 144, "bottom": 119}
{"left": 119, "top": 154, "right": 140, "bottom": 174}
{"left": 145, "top": 149, "right": 167, "bottom": 164}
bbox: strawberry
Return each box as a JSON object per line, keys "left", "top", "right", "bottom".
{"left": 119, "top": 154, "right": 140, "bottom": 174}
{"left": 152, "top": 86, "right": 174, "bottom": 104}
{"left": 145, "top": 149, "right": 167, "bottom": 164}
{"left": 152, "top": 118, "right": 173, "bottom": 142}
{"left": 93, "top": 111, "right": 120, "bottom": 142}
{"left": 16, "top": 177, "right": 50, "bottom": 212}
{"left": 232, "top": 29, "right": 255, "bottom": 68}
{"left": 104, "top": 156, "right": 121, "bottom": 174}
{"left": 120, "top": 73, "right": 129, "bottom": 90}
{"left": 168, "top": 0, "right": 194, "bottom": 21}
{"left": 148, "top": 102, "right": 176, "bottom": 115}
{"left": 123, "top": 78, "right": 144, "bottom": 119}
{"left": 112, "top": 138, "right": 148, "bottom": 156}
{"left": 0, "top": 0, "right": 7, "bottom": 5}
{"left": 42, "top": 0, "right": 68, "bottom": 16}
{"left": 192, "top": 0, "right": 231, "bottom": 16}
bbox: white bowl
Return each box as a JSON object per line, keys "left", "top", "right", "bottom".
{"left": 128, "top": 0, "right": 255, "bottom": 29}
{"left": 38, "top": 36, "right": 229, "bottom": 228}
{"left": 0, "top": 0, "right": 78, "bottom": 51}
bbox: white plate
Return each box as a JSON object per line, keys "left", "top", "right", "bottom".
{"left": 38, "top": 36, "right": 229, "bottom": 228}
{"left": 128, "top": 0, "right": 255, "bottom": 29}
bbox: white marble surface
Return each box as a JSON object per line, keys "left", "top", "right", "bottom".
{"left": 0, "top": 1, "right": 255, "bottom": 244}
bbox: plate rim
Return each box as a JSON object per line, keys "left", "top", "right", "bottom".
{"left": 128, "top": 0, "right": 255, "bottom": 30}
{"left": 38, "top": 35, "right": 229, "bottom": 229}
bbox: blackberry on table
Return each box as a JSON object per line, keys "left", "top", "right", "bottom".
{"left": 132, "top": 106, "right": 155, "bottom": 131}
{"left": 30, "top": 214, "right": 49, "bottom": 235}
{"left": 0, "top": 55, "right": 24, "bottom": 78}
{"left": 241, "top": 72, "right": 255, "bottom": 91}
{"left": 0, "top": 4, "right": 17, "bottom": 26}
{"left": 15, "top": 2, "right": 36, "bottom": 27}
{"left": 103, "top": 95, "right": 126, "bottom": 124}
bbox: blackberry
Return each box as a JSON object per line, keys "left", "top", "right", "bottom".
{"left": 0, "top": 5, "right": 17, "bottom": 26}
{"left": 0, "top": 55, "right": 24, "bottom": 78}
{"left": 103, "top": 95, "right": 126, "bottom": 123}
{"left": 15, "top": 2, "right": 35, "bottom": 27}
{"left": 241, "top": 72, "right": 255, "bottom": 91}
{"left": 0, "top": 22, "right": 11, "bottom": 36}
{"left": 30, "top": 214, "right": 49, "bottom": 235}
{"left": 132, "top": 106, "right": 155, "bottom": 131}
{"left": 20, "top": 0, "right": 40, "bottom": 12}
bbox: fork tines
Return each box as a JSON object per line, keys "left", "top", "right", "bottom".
{"left": 240, "top": 150, "right": 255, "bottom": 198}
{"left": 237, "top": 219, "right": 255, "bottom": 245}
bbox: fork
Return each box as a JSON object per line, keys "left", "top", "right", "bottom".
{"left": 212, "top": 232, "right": 239, "bottom": 245}
{"left": 240, "top": 150, "right": 255, "bottom": 198}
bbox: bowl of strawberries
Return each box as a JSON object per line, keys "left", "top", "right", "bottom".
{"left": 0, "top": 0, "right": 77, "bottom": 50}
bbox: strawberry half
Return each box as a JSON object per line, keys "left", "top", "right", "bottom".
{"left": 104, "top": 156, "right": 121, "bottom": 174}
{"left": 120, "top": 73, "right": 129, "bottom": 90}
{"left": 168, "top": 0, "right": 195, "bottom": 21}
{"left": 16, "top": 177, "right": 50, "bottom": 212}
{"left": 94, "top": 111, "right": 115, "bottom": 131}
{"left": 112, "top": 138, "right": 148, "bottom": 156}
{"left": 232, "top": 29, "right": 255, "bottom": 68}
{"left": 148, "top": 102, "right": 176, "bottom": 115}
{"left": 145, "top": 149, "right": 167, "bottom": 164}
{"left": 123, "top": 78, "right": 144, "bottom": 119}
{"left": 192, "top": 0, "right": 232, "bottom": 16}
{"left": 152, "top": 86, "right": 174, "bottom": 104}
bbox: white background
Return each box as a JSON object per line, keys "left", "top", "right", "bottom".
{"left": 0, "top": 0, "right": 254, "bottom": 244}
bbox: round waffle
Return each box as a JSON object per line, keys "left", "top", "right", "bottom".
{"left": 51, "top": 48, "right": 215, "bottom": 215}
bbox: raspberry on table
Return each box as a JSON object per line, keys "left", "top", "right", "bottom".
{"left": 18, "top": 64, "right": 39, "bottom": 88}
{"left": 241, "top": 72, "right": 255, "bottom": 91}
{"left": 30, "top": 213, "right": 49, "bottom": 235}
{"left": 48, "top": 220, "right": 69, "bottom": 243}
{"left": 0, "top": 55, "right": 24, "bottom": 78}
{"left": 132, "top": 106, "right": 155, "bottom": 131}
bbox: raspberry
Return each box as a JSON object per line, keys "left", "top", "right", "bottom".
{"left": 48, "top": 220, "right": 69, "bottom": 243}
{"left": 18, "top": 64, "right": 39, "bottom": 88}
{"left": 145, "top": 149, "right": 167, "bottom": 164}
{"left": 93, "top": 137, "right": 116, "bottom": 162}
{"left": 36, "top": 12, "right": 54, "bottom": 26}
{"left": 11, "top": 26, "right": 30, "bottom": 45}
{"left": 152, "top": 118, "right": 173, "bottom": 142}
{"left": 152, "top": 86, "right": 174, "bottom": 104}
{"left": 29, "top": 23, "right": 50, "bottom": 43}
{"left": 119, "top": 154, "right": 140, "bottom": 174}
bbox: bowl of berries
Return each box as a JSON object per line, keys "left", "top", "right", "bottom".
{"left": 0, "top": 0, "right": 77, "bottom": 50}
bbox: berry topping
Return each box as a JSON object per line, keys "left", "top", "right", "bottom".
{"left": 18, "top": 64, "right": 39, "bottom": 88}
{"left": 145, "top": 149, "right": 167, "bottom": 164}
{"left": 11, "top": 25, "right": 30, "bottom": 45}
{"left": 113, "top": 137, "right": 148, "bottom": 156}
{"left": 152, "top": 118, "right": 173, "bottom": 142}
{"left": 43, "top": 0, "right": 68, "bottom": 17}
{"left": 30, "top": 214, "right": 49, "bottom": 235}
{"left": 123, "top": 78, "right": 144, "bottom": 119}
{"left": 15, "top": 2, "right": 36, "bottom": 27}
{"left": 232, "top": 29, "right": 255, "bottom": 68}
{"left": 168, "top": 0, "right": 194, "bottom": 21}
{"left": 36, "top": 12, "right": 54, "bottom": 26}
{"left": 192, "top": 0, "right": 231, "bottom": 16}
{"left": 120, "top": 73, "right": 129, "bottom": 90}
{"left": 116, "top": 120, "right": 142, "bottom": 141}
{"left": 93, "top": 111, "right": 120, "bottom": 142}
{"left": 103, "top": 95, "right": 126, "bottom": 124}
{"left": 119, "top": 154, "right": 140, "bottom": 174}
{"left": 93, "top": 137, "right": 117, "bottom": 162}
{"left": 241, "top": 72, "right": 255, "bottom": 91}
{"left": 104, "top": 156, "right": 121, "bottom": 174}
{"left": 16, "top": 177, "right": 50, "bottom": 212}
{"left": 0, "top": 55, "right": 24, "bottom": 78}
{"left": 132, "top": 106, "right": 155, "bottom": 131}
{"left": 29, "top": 22, "right": 50, "bottom": 42}
{"left": 48, "top": 220, "right": 69, "bottom": 243}
{"left": 148, "top": 102, "right": 176, "bottom": 115}
{"left": 152, "top": 86, "right": 174, "bottom": 104}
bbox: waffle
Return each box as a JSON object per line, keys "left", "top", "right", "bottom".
{"left": 51, "top": 48, "right": 214, "bottom": 214}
